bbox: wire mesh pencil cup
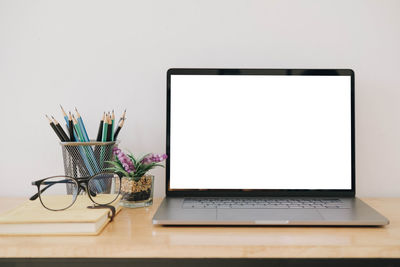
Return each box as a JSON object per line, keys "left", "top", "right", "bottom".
{"left": 61, "top": 141, "right": 119, "bottom": 193}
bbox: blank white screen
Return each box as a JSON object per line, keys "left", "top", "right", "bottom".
{"left": 170, "top": 75, "right": 352, "bottom": 190}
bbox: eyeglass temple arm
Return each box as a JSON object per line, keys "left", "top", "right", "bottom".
{"left": 29, "top": 181, "right": 88, "bottom": 201}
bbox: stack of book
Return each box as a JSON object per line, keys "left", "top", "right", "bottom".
{"left": 0, "top": 195, "right": 121, "bottom": 236}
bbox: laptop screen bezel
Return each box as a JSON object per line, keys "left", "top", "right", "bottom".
{"left": 166, "top": 68, "right": 355, "bottom": 197}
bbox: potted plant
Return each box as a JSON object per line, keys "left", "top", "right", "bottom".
{"left": 106, "top": 147, "right": 167, "bottom": 208}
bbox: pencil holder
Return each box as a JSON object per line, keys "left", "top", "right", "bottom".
{"left": 60, "top": 141, "right": 119, "bottom": 179}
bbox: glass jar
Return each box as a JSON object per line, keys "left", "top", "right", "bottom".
{"left": 119, "top": 174, "right": 154, "bottom": 208}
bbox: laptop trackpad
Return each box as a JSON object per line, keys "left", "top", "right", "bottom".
{"left": 217, "top": 209, "right": 323, "bottom": 222}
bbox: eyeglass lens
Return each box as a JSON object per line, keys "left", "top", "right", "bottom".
{"left": 39, "top": 177, "right": 79, "bottom": 210}
{"left": 88, "top": 173, "right": 120, "bottom": 205}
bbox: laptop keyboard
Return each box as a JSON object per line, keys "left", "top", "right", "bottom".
{"left": 183, "top": 198, "right": 347, "bottom": 209}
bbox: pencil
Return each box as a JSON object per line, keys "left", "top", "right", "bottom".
{"left": 72, "top": 115, "right": 84, "bottom": 141}
{"left": 73, "top": 115, "right": 95, "bottom": 175}
{"left": 75, "top": 107, "right": 90, "bottom": 142}
{"left": 113, "top": 117, "right": 125, "bottom": 140}
{"left": 107, "top": 114, "right": 112, "bottom": 141}
{"left": 122, "top": 109, "right": 126, "bottom": 121}
{"left": 60, "top": 106, "right": 75, "bottom": 141}
{"left": 68, "top": 112, "right": 75, "bottom": 142}
{"left": 52, "top": 113, "right": 86, "bottom": 175}
{"left": 96, "top": 112, "right": 105, "bottom": 142}
{"left": 46, "top": 115, "right": 65, "bottom": 141}
{"left": 52, "top": 116, "right": 70, "bottom": 142}
{"left": 99, "top": 113, "right": 109, "bottom": 169}
{"left": 60, "top": 105, "right": 68, "bottom": 124}
{"left": 113, "top": 109, "right": 126, "bottom": 140}
{"left": 102, "top": 113, "right": 108, "bottom": 142}
{"left": 111, "top": 110, "right": 115, "bottom": 141}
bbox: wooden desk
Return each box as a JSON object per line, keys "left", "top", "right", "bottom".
{"left": 0, "top": 197, "right": 399, "bottom": 266}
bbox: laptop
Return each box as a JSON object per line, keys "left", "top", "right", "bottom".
{"left": 152, "top": 68, "right": 389, "bottom": 226}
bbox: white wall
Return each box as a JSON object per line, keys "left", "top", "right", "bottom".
{"left": 0, "top": 0, "right": 399, "bottom": 198}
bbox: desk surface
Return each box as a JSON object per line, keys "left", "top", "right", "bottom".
{"left": 0, "top": 197, "right": 399, "bottom": 258}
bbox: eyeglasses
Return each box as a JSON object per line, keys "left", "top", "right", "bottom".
{"left": 30, "top": 172, "right": 121, "bottom": 211}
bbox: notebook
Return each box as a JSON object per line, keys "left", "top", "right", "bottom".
{"left": 0, "top": 195, "right": 121, "bottom": 235}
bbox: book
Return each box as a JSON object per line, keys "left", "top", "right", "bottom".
{"left": 0, "top": 195, "right": 121, "bottom": 236}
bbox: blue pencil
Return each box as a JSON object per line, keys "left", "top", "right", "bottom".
{"left": 74, "top": 109, "right": 101, "bottom": 173}
{"left": 60, "top": 105, "right": 69, "bottom": 125}
{"left": 72, "top": 115, "right": 96, "bottom": 176}
{"left": 75, "top": 108, "right": 90, "bottom": 141}
{"left": 60, "top": 105, "right": 94, "bottom": 176}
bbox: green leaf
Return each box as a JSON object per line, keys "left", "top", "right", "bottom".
{"left": 104, "top": 162, "right": 130, "bottom": 177}
{"left": 105, "top": 160, "right": 123, "bottom": 170}
{"left": 127, "top": 154, "right": 137, "bottom": 166}
{"left": 106, "top": 161, "right": 123, "bottom": 169}
{"left": 115, "top": 157, "right": 124, "bottom": 167}
{"left": 151, "top": 163, "right": 165, "bottom": 168}
{"left": 135, "top": 162, "right": 143, "bottom": 172}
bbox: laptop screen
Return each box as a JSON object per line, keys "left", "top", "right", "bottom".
{"left": 168, "top": 70, "right": 353, "bottom": 192}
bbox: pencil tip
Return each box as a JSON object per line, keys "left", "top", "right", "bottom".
{"left": 60, "top": 105, "right": 67, "bottom": 116}
{"left": 45, "top": 114, "right": 52, "bottom": 123}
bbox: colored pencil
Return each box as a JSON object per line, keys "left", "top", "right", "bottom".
{"left": 68, "top": 112, "right": 75, "bottom": 142}
{"left": 60, "top": 106, "right": 102, "bottom": 175}
{"left": 102, "top": 114, "right": 108, "bottom": 142}
{"left": 122, "top": 109, "right": 126, "bottom": 121}
{"left": 75, "top": 107, "right": 90, "bottom": 141}
{"left": 96, "top": 112, "right": 105, "bottom": 142}
{"left": 113, "top": 109, "right": 126, "bottom": 140}
{"left": 49, "top": 114, "right": 88, "bottom": 175}
{"left": 72, "top": 115, "right": 95, "bottom": 175}
{"left": 60, "top": 105, "right": 74, "bottom": 140}
{"left": 75, "top": 109, "right": 102, "bottom": 172}
{"left": 113, "top": 117, "right": 125, "bottom": 140}
{"left": 51, "top": 116, "right": 70, "bottom": 142}
{"left": 46, "top": 115, "right": 65, "bottom": 141}
{"left": 72, "top": 116, "right": 84, "bottom": 141}
{"left": 60, "top": 105, "right": 69, "bottom": 124}
{"left": 111, "top": 110, "right": 115, "bottom": 141}
{"left": 66, "top": 112, "right": 92, "bottom": 175}
{"left": 99, "top": 113, "right": 109, "bottom": 169}
{"left": 107, "top": 114, "right": 112, "bottom": 141}
{"left": 61, "top": 105, "right": 76, "bottom": 140}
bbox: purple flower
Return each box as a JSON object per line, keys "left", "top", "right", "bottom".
{"left": 141, "top": 153, "right": 168, "bottom": 164}
{"left": 113, "top": 147, "right": 135, "bottom": 173}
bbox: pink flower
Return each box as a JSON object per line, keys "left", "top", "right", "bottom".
{"left": 141, "top": 153, "right": 168, "bottom": 164}
{"left": 113, "top": 147, "right": 135, "bottom": 173}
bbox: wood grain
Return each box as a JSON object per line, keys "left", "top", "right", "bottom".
{"left": 0, "top": 197, "right": 399, "bottom": 258}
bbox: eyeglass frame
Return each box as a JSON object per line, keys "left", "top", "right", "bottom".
{"left": 30, "top": 172, "right": 122, "bottom": 211}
